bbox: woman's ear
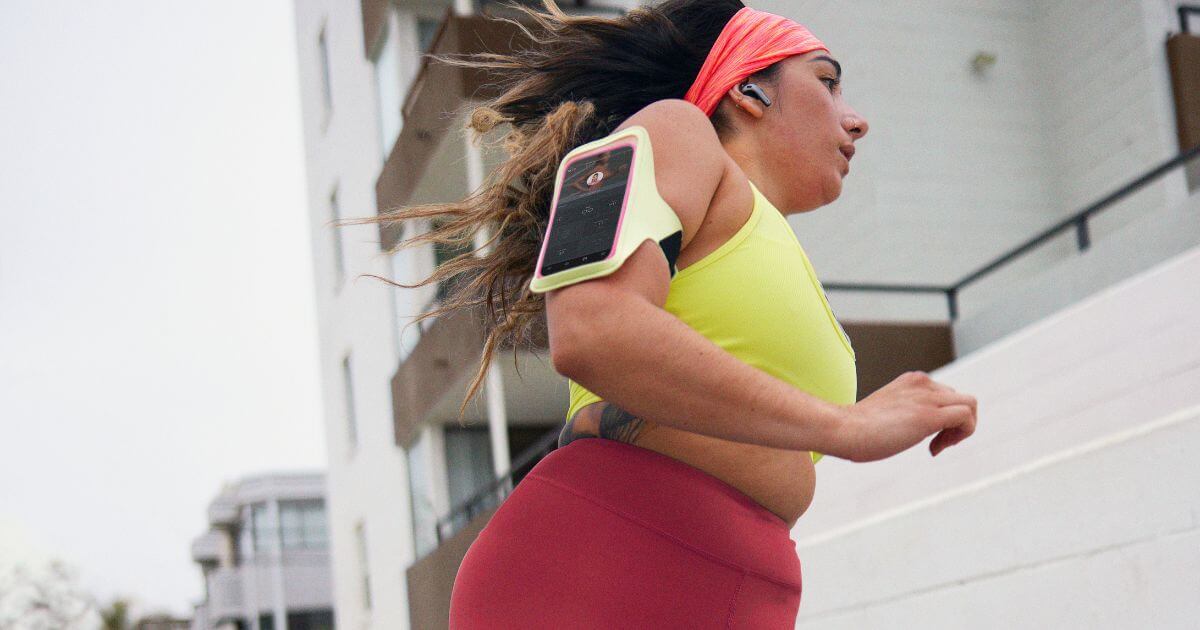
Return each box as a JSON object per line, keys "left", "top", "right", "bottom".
{"left": 724, "top": 84, "right": 767, "bottom": 119}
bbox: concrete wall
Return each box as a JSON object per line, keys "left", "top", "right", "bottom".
{"left": 948, "top": 0, "right": 1191, "bottom": 330}
{"left": 292, "top": 2, "right": 417, "bottom": 629}
{"left": 955, "top": 182, "right": 1200, "bottom": 354}
{"left": 792, "top": 244, "right": 1200, "bottom": 628}
{"left": 757, "top": 0, "right": 1190, "bottom": 349}
{"left": 754, "top": 0, "right": 1057, "bottom": 303}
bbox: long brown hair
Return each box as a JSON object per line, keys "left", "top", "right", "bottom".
{"left": 340, "top": 0, "right": 780, "bottom": 424}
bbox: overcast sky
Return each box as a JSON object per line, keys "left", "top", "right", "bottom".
{"left": 1, "top": 0, "right": 326, "bottom": 617}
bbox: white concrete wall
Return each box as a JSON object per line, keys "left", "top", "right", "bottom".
{"left": 792, "top": 244, "right": 1200, "bottom": 628}
{"left": 955, "top": 181, "right": 1200, "bottom": 354}
{"left": 759, "top": 0, "right": 1190, "bottom": 350}
{"left": 292, "top": 2, "right": 418, "bottom": 629}
{"left": 946, "top": 0, "right": 1190, "bottom": 331}
{"left": 754, "top": 0, "right": 1057, "bottom": 302}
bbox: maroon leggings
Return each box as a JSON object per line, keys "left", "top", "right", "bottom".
{"left": 449, "top": 438, "right": 802, "bottom": 629}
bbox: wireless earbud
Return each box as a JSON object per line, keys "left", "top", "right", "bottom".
{"left": 739, "top": 83, "right": 773, "bottom": 107}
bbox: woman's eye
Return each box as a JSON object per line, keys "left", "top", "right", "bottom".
{"left": 821, "top": 77, "right": 841, "bottom": 92}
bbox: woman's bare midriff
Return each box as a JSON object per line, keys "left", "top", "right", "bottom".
{"left": 558, "top": 160, "right": 817, "bottom": 530}
{"left": 558, "top": 404, "right": 816, "bottom": 529}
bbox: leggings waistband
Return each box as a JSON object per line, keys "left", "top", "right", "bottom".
{"left": 527, "top": 438, "right": 801, "bottom": 590}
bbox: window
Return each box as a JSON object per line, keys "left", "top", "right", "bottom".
{"left": 238, "top": 508, "right": 255, "bottom": 561}
{"left": 431, "top": 218, "right": 474, "bottom": 302}
{"left": 355, "top": 521, "right": 372, "bottom": 610}
{"left": 342, "top": 353, "right": 358, "bottom": 450}
{"left": 258, "top": 614, "right": 275, "bottom": 630}
{"left": 406, "top": 428, "right": 438, "bottom": 559}
{"left": 416, "top": 16, "right": 441, "bottom": 53}
{"left": 249, "top": 502, "right": 272, "bottom": 554}
{"left": 444, "top": 427, "right": 496, "bottom": 527}
{"left": 287, "top": 610, "right": 334, "bottom": 630}
{"left": 280, "top": 500, "right": 328, "bottom": 550}
{"left": 318, "top": 23, "right": 333, "bottom": 127}
{"left": 373, "top": 9, "right": 403, "bottom": 162}
{"left": 330, "top": 186, "right": 350, "bottom": 292}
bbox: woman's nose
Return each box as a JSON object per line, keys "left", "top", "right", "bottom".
{"left": 844, "top": 108, "right": 868, "bottom": 140}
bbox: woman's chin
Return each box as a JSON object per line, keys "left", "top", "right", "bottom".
{"left": 792, "top": 175, "right": 844, "bottom": 211}
{"left": 822, "top": 175, "right": 844, "bottom": 204}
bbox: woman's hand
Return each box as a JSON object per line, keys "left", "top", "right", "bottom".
{"left": 824, "top": 371, "right": 978, "bottom": 463}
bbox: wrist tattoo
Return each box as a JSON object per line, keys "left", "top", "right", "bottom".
{"left": 558, "top": 402, "right": 647, "bottom": 449}
{"left": 598, "top": 403, "right": 646, "bottom": 443}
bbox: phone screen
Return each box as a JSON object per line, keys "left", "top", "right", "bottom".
{"left": 539, "top": 144, "right": 634, "bottom": 276}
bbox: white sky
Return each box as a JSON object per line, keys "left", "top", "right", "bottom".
{"left": 1, "top": 0, "right": 326, "bottom": 618}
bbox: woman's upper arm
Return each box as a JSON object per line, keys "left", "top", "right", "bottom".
{"left": 545, "top": 99, "right": 727, "bottom": 373}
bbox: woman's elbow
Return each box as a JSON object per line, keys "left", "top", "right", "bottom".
{"left": 550, "top": 328, "right": 584, "bottom": 378}
{"left": 547, "top": 301, "right": 590, "bottom": 378}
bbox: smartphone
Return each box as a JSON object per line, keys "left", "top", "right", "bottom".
{"left": 538, "top": 141, "right": 636, "bottom": 277}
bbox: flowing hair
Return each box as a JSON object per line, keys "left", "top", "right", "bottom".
{"left": 340, "top": 0, "right": 781, "bottom": 424}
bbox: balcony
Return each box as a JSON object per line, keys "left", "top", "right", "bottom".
{"left": 204, "top": 567, "right": 244, "bottom": 624}
{"left": 206, "top": 493, "right": 239, "bottom": 528}
{"left": 202, "top": 555, "right": 333, "bottom": 623}
{"left": 406, "top": 499, "right": 498, "bottom": 630}
{"left": 190, "top": 530, "right": 223, "bottom": 565}
{"left": 373, "top": 11, "right": 534, "bottom": 253}
{"left": 406, "top": 427, "right": 559, "bottom": 630}
{"left": 390, "top": 299, "right": 557, "bottom": 449}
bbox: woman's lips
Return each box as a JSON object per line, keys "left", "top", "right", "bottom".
{"left": 839, "top": 145, "right": 854, "bottom": 175}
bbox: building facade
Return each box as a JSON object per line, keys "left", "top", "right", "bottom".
{"left": 292, "top": 0, "right": 1200, "bottom": 628}
{"left": 190, "top": 472, "right": 334, "bottom": 630}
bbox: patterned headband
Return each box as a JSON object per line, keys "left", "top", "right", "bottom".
{"left": 683, "top": 7, "right": 830, "bottom": 116}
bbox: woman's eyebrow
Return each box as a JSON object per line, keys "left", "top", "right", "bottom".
{"left": 809, "top": 55, "right": 842, "bottom": 79}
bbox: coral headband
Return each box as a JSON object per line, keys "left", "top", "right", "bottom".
{"left": 683, "top": 7, "right": 829, "bottom": 116}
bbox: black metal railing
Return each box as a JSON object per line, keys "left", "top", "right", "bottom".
{"left": 434, "top": 427, "right": 561, "bottom": 544}
{"left": 823, "top": 144, "right": 1200, "bottom": 321}
{"left": 1180, "top": 4, "right": 1200, "bottom": 34}
{"left": 412, "top": 143, "right": 1200, "bottom": 554}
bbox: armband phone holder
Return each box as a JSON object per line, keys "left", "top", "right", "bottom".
{"left": 529, "top": 125, "right": 683, "bottom": 294}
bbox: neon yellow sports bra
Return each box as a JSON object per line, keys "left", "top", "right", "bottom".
{"left": 565, "top": 180, "right": 857, "bottom": 464}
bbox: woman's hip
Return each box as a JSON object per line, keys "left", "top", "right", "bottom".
{"left": 449, "top": 438, "right": 803, "bottom": 628}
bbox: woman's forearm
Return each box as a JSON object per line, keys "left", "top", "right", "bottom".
{"left": 554, "top": 294, "right": 847, "bottom": 453}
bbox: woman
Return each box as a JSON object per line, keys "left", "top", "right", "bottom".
{"left": 365, "top": 0, "right": 978, "bottom": 626}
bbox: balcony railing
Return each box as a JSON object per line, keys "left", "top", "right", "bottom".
{"left": 415, "top": 143, "right": 1200, "bottom": 554}
{"left": 205, "top": 567, "right": 244, "bottom": 622}
{"left": 434, "top": 427, "right": 560, "bottom": 545}
{"left": 383, "top": 1, "right": 1200, "bottom": 558}
{"left": 823, "top": 144, "right": 1200, "bottom": 320}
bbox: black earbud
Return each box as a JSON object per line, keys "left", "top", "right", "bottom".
{"left": 739, "top": 82, "right": 772, "bottom": 107}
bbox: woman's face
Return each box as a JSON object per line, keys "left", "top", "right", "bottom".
{"left": 733, "top": 51, "right": 868, "bottom": 213}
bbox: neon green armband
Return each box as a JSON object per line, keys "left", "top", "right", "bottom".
{"left": 529, "top": 125, "right": 684, "bottom": 294}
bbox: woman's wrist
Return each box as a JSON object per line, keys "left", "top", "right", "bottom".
{"left": 803, "top": 397, "right": 854, "bottom": 458}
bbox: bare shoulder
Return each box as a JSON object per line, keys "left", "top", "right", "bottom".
{"left": 612, "top": 99, "right": 728, "bottom": 255}
{"left": 543, "top": 100, "right": 732, "bottom": 376}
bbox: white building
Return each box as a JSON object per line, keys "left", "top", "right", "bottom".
{"left": 290, "top": 1, "right": 1200, "bottom": 628}
{"left": 190, "top": 472, "right": 334, "bottom": 630}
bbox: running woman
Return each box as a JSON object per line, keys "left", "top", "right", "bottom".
{"left": 361, "top": 1, "right": 979, "bottom": 626}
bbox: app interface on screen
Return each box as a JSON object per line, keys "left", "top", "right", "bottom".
{"left": 540, "top": 145, "right": 633, "bottom": 275}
